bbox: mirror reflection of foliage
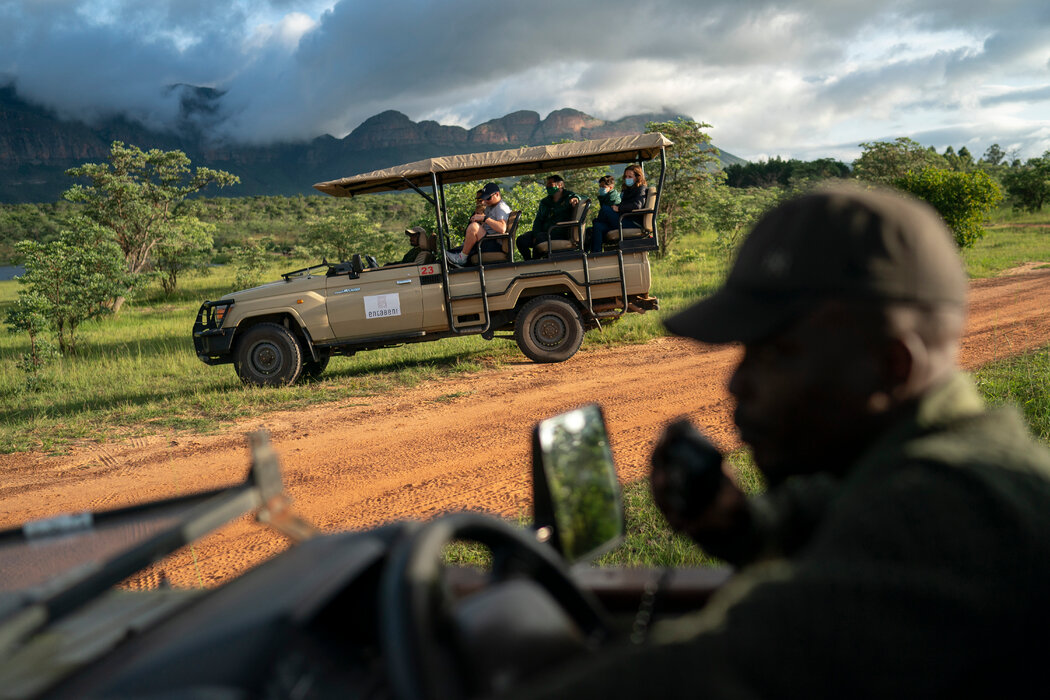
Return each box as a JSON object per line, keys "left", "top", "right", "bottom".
{"left": 541, "top": 408, "right": 623, "bottom": 561}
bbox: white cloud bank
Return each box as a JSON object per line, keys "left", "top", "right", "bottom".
{"left": 1, "top": 0, "right": 1048, "bottom": 161}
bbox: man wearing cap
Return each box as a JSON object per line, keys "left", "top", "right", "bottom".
{"left": 513, "top": 186, "right": 1050, "bottom": 698}
{"left": 446, "top": 182, "right": 511, "bottom": 266}
{"left": 516, "top": 174, "right": 581, "bottom": 261}
{"left": 385, "top": 226, "right": 430, "bottom": 266}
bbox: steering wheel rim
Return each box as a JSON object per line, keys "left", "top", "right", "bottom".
{"left": 379, "top": 513, "right": 609, "bottom": 700}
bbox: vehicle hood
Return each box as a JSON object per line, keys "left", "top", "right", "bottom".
{"left": 221, "top": 274, "right": 327, "bottom": 303}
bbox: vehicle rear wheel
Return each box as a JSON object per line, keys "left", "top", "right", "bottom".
{"left": 300, "top": 355, "right": 330, "bottom": 381}
{"left": 514, "top": 295, "right": 584, "bottom": 363}
{"left": 234, "top": 322, "right": 303, "bottom": 387}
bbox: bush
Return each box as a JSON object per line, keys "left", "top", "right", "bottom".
{"left": 894, "top": 168, "right": 1003, "bottom": 248}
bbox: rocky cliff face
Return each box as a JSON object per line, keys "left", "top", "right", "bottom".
{"left": 0, "top": 84, "right": 706, "bottom": 203}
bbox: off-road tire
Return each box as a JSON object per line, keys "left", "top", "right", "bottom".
{"left": 300, "top": 356, "right": 330, "bottom": 381}
{"left": 234, "top": 322, "right": 303, "bottom": 387}
{"left": 514, "top": 295, "right": 584, "bottom": 363}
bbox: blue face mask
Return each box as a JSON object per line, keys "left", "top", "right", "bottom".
{"left": 624, "top": 177, "right": 635, "bottom": 187}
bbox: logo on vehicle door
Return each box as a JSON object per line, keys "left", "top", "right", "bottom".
{"left": 364, "top": 293, "right": 402, "bottom": 319}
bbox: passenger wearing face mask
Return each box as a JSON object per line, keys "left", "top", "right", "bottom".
{"left": 590, "top": 164, "right": 647, "bottom": 254}
{"left": 516, "top": 174, "right": 580, "bottom": 261}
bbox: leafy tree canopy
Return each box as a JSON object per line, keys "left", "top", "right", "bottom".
{"left": 853, "top": 137, "right": 948, "bottom": 184}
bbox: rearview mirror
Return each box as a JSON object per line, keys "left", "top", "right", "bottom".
{"left": 532, "top": 404, "right": 624, "bottom": 563}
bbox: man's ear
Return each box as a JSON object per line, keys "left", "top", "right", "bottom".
{"left": 887, "top": 332, "right": 928, "bottom": 400}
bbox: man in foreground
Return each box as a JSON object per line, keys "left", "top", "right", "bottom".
{"left": 518, "top": 186, "right": 1050, "bottom": 697}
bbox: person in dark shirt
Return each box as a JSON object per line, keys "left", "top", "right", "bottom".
{"left": 516, "top": 174, "right": 580, "bottom": 261}
{"left": 589, "top": 164, "right": 647, "bottom": 253}
{"left": 511, "top": 185, "right": 1050, "bottom": 699}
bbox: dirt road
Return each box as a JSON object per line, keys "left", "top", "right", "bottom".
{"left": 3, "top": 269, "right": 1049, "bottom": 587}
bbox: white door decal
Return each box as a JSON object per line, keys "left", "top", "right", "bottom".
{"left": 363, "top": 293, "right": 402, "bottom": 319}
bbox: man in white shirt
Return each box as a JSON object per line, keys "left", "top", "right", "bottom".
{"left": 446, "top": 182, "right": 510, "bottom": 266}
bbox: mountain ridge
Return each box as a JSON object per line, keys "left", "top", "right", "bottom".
{"left": 0, "top": 85, "right": 744, "bottom": 203}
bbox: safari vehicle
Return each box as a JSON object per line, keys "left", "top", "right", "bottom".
{"left": 0, "top": 406, "right": 728, "bottom": 699}
{"left": 193, "top": 134, "right": 670, "bottom": 386}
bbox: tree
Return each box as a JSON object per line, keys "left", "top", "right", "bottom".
{"left": 152, "top": 217, "right": 215, "bottom": 296}
{"left": 64, "top": 141, "right": 239, "bottom": 311}
{"left": 894, "top": 168, "right": 1003, "bottom": 248}
{"left": 10, "top": 219, "right": 132, "bottom": 353}
{"left": 4, "top": 291, "right": 59, "bottom": 390}
{"left": 646, "top": 118, "right": 724, "bottom": 255}
{"left": 1001, "top": 153, "right": 1050, "bottom": 212}
{"left": 233, "top": 238, "right": 269, "bottom": 291}
{"left": 982, "top": 144, "right": 1006, "bottom": 167}
{"left": 707, "top": 186, "right": 783, "bottom": 266}
{"left": 853, "top": 138, "right": 948, "bottom": 184}
{"left": 304, "top": 206, "right": 381, "bottom": 262}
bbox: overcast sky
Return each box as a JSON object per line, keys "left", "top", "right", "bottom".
{"left": 2, "top": 0, "right": 1048, "bottom": 162}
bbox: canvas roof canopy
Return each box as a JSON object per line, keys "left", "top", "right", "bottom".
{"left": 313, "top": 132, "right": 673, "bottom": 197}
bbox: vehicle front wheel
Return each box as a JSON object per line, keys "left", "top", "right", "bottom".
{"left": 514, "top": 295, "right": 584, "bottom": 363}
{"left": 234, "top": 322, "right": 303, "bottom": 387}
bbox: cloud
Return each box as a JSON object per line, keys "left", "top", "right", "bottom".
{"left": 0, "top": 0, "right": 1048, "bottom": 160}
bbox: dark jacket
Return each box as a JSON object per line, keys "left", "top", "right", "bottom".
{"left": 532, "top": 190, "right": 580, "bottom": 234}
{"left": 617, "top": 184, "right": 647, "bottom": 215}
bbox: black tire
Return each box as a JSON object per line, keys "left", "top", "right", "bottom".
{"left": 514, "top": 295, "right": 584, "bottom": 363}
{"left": 300, "top": 356, "right": 330, "bottom": 381}
{"left": 234, "top": 322, "right": 303, "bottom": 387}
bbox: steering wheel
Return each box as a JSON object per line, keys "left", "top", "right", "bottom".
{"left": 379, "top": 513, "right": 609, "bottom": 700}
{"left": 365, "top": 254, "right": 379, "bottom": 269}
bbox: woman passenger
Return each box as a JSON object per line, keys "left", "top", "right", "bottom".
{"left": 589, "top": 164, "right": 647, "bottom": 254}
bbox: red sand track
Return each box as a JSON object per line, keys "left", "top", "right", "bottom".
{"left": 2, "top": 269, "right": 1049, "bottom": 587}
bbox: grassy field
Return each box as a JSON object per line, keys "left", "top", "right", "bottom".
{"left": 0, "top": 207, "right": 1047, "bottom": 453}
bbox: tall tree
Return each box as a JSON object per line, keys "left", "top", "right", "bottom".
{"left": 853, "top": 138, "right": 948, "bottom": 184}
{"left": 646, "top": 118, "right": 724, "bottom": 255}
{"left": 10, "top": 219, "right": 132, "bottom": 353}
{"left": 64, "top": 141, "right": 239, "bottom": 311}
{"left": 1001, "top": 153, "right": 1050, "bottom": 212}
{"left": 982, "top": 144, "right": 1006, "bottom": 166}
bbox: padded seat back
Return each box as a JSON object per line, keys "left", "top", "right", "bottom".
{"left": 470, "top": 210, "right": 521, "bottom": 264}
{"left": 534, "top": 199, "right": 590, "bottom": 254}
{"left": 605, "top": 187, "right": 657, "bottom": 242}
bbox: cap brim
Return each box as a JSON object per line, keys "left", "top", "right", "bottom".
{"left": 664, "top": 288, "right": 812, "bottom": 344}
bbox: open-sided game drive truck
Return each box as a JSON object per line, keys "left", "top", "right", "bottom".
{"left": 193, "top": 133, "right": 671, "bottom": 386}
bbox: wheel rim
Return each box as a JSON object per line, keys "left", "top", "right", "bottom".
{"left": 250, "top": 341, "right": 283, "bottom": 375}
{"left": 532, "top": 312, "right": 569, "bottom": 347}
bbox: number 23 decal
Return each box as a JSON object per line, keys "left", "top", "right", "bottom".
{"left": 418, "top": 265, "right": 436, "bottom": 275}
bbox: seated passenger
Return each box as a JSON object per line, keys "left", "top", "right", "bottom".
{"left": 590, "top": 165, "right": 647, "bottom": 254}
{"left": 445, "top": 182, "right": 511, "bottom": 266}
{"left": 385, "top": 226, "right": 430, "bottom": 266}
{"left": 516, "top": 175, "right": 581, "bottom": 261}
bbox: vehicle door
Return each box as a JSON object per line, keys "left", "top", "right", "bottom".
{"left": 325, "top": 264, "right": 424, "bottom": 341}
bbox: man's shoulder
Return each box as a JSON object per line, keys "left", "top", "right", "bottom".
{"left": 493, "top": 200, "right": 512, "bottom": 215}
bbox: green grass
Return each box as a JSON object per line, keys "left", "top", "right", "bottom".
{"left": 0, "top": 231, "right": 730, "bottom": 453}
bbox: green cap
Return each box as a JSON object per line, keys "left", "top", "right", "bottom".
{"left": 665, "top": 186, "right": 967, "bottom": 344}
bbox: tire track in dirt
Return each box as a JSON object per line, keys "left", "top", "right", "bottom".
{"left": 2, "top": 269, "right": 1049, "bottom": 587}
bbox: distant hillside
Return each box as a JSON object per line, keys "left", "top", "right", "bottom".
{"left": 0, "top": 84, "right": 744, "bottom": 203}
